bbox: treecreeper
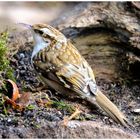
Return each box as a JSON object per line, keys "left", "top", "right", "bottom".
{"left": 20, "top": 23, "right": 130, "bottom": 127}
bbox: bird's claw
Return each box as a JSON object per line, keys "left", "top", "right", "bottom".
{"left": 61, "top": 105, "right": 82, "bottom": 127}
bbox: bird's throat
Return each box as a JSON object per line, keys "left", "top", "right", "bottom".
{"left": 31, "top": 34, "right": 50, "bottom": 59}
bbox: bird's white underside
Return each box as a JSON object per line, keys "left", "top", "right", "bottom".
{"left": 31, "top": 28, "right": 67, "bottom": 60}
{"left": 31, "top": 33, "right": 50, "bottom": 59}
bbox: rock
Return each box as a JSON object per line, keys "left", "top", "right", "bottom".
{"left": 0, "top": 121, "right": 136, "bottom": 138}
{"left": 133, "top": 109, "right": 140, "bottom": 114}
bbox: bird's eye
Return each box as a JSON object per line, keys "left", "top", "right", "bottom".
{"left": 34, "top": 29, "right": 43, "bottom": 35}
{"left": 38, "top": 30, "right": 43, "bottom": 34}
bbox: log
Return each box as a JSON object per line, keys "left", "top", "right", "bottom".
{"left": 52, "top": 2, "right": 140, "bottom": 81}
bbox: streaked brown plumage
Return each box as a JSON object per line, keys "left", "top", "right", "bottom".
{"left": 21, "top": 23, "right": 130, "bottom": 127}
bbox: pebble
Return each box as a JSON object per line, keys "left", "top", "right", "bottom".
{"left": 67, "top": 121, "right": 80, "bottom": 129}
{"left": 133, "top": 109, "right": 140, "bottom": 114}
{"left": 19, "top": 53, "right": 25, "bottom": 59}
{"left": 19, "top": 61, "right": 24, "bottom": 65}
{"left": 7, "top": 118, "right": 12, "bottom": 122}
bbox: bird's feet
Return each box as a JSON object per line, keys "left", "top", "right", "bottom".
{"left": 61, "top": 105, "right": 82, "bottom": 127}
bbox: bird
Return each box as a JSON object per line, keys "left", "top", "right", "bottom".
{"left": 19, "top": 23, "right": 129, "bottom": 127}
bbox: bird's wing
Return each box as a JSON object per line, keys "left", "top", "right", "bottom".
{"left": 33, "top": 55, "right": 97, "bottom": 96}
{"left": 55, "top": 60, "right": 97, "bottom": 96}
{"left": 33, "top": 41, "right": 97, "bottom": 96}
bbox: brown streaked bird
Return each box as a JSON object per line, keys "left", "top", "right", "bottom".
{"left": 20, "top": 23, "right": 129, "bottom": 127}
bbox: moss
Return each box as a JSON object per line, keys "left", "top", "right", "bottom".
{"left": 52, "top": 100, "right": 75, "bottom": 113}
{"left": 26, "top": 104, "right": 36, "bottom": 110}
{"left": 0, "top": 31, "right": 16, "bottom": 115}
{"left": 0, "top": 31, "right": 15, "bottom": 82}
{"left": 0, "top": 94, "right": 8, "bottom": 115}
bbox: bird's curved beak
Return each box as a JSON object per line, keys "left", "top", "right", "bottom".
{"left": 17, "top": 23, "right": 36, "bottom": 41}
{"left": 17, "top": 23, "right": 32, "bottom": 30}
{"left": 17, "top": 23, "right": 36, "bottom": 64}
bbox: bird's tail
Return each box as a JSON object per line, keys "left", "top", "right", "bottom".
{"left": 95, "top": 89, "right": 129, "bottom": 127}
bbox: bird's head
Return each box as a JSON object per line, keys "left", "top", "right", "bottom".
{"left": 18, "top": 23, "right": 67, "bottom": 59}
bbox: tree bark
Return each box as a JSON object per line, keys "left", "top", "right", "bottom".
{"left": 52, "top": 2, "right": 140, "bottom": 82}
